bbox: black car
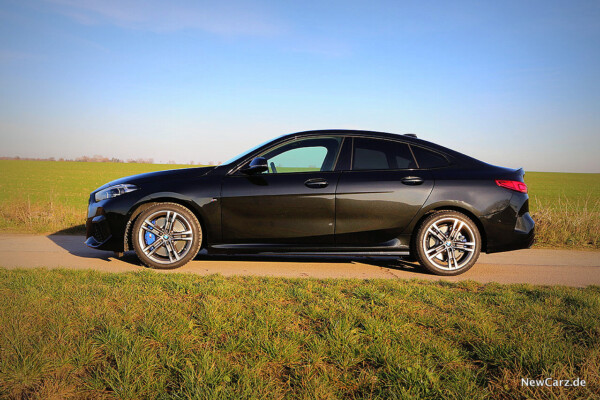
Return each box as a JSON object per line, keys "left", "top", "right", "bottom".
{"left": 85, "top": 130, "right": 534, "bottom": 275}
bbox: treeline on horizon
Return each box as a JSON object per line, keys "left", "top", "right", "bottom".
{"left": 0, "top": 156, "right": 217, "bottom": 165}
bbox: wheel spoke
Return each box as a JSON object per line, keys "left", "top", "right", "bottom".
{"left": 165, "top": 241, "right": 180, "bottom": 261}
{"left": 447, "top": 249, "right": 457, "bottom": 269}
{"left": 426, "top": 244, "right": 446, "bottom": 261}
{"left": 172, "top": 236, "right": 193, "bottom": 241}
{"left": 450, "top": 221, "right": 464, "bottom": 240}
{"left": 426, "top": 245, "right": 446, "bottom": 262}
{"left": 144, "top": 239, "right": 165, "bottom": 256}
{"left": 454, "top": 242, "right": 475, "bottom": 252}
{"left": 426, "top": 244, "right": 445, "bottom": 254}
{"left": 166, "top": 212, "right": 179, "bottom": 233}
{"left": 172, "top": 230, "right": 193, "bottom": 241}
{"left": 142, "top": 219, "right": 162, "bottom": 234}
{"left": 164, "top": 211, "right": 171, "bottom": 231}
{"left": 428, "top": 225, "right": 447, "bottom": 242}
{"left": 143, "top": 238, "right": 161, "bottom": 253}
{"left": 165, "top": 241, "right": 175, "bottom": 262}
{"left": 432, "top": 223, "right": 448, "bottom": 238}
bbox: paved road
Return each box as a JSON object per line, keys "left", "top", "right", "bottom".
{"left": 1, "top": 234, "right": 599, "bottom": 287}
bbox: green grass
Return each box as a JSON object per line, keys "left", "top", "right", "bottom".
{"left": 0, "top": 268, "right": 598, "bottom": 399}
{"left": 524, "top": 172, "right": 600, "bottom": 248}
{"left": 525, "top": 172, "right": 600, "bottom": 213}
{"left": 0, "top": 160, "right": 598, "bottom": 247}
{"left": 0, "top": 160, "right": 193, "bottom": 210}
{"left": 0, "top": 160, "right": 195, "bottom": 233}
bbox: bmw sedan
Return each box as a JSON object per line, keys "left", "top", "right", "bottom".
{"left": 85, "top": 130, "right": 534, "bottom": 275}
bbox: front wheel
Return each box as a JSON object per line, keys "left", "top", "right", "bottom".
{"left": 132, "top": 203, "right": 202, "bottom": 269}
{"left": 415, "top": 211, "right": 481, "bottom": 276}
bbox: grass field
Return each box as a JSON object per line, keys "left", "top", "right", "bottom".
{"left": 524, "top": 172, "right": 599, "bottom": 248}
{"left": 0, "top": 160, "right": 598, "bottom": 247}
{"left": 525, "top": 172, "right": 600, "bottom": 212}
{"left": 0, "top": 268, "right": 598, "bottom": 399}
{"left": 0, "top": 160, "right": 192, "bottom": 234}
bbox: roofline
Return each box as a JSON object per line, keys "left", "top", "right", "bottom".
{"left": 286, "top": 129, "right": 480, "bottom": 164}
{"left": 220, "top": 129, "right": 481, "bottom": 173}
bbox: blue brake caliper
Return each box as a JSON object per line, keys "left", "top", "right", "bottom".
{"left": 144, "top": 219, "right": 157, "bottom": 246}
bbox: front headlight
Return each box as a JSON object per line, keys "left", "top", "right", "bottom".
{"left": 94, "top": 184, "right": 138, "bottom": 202}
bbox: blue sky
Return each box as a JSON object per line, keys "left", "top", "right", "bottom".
{"left": 1, "top": 0, "right": 599, "bottom": 172}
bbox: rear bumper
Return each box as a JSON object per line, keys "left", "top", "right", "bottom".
{"left": 486, "top": 211, "right": 535, "bottom": 253}
{"left": 484, "top": 191, "right": 535, "bottom": 254}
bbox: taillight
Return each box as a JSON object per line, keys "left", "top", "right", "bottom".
{"left": 495, "top": 179, "right": 528, "bottom": 193}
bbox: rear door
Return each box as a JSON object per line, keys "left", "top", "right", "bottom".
{"left": 335, "top": 137, "right": 434, "bottom": 246}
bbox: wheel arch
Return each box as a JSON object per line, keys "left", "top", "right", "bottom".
{"left": 124, "top": 196, "right": 209, "bottom": 252}
{"left": 410, "top": 205, "right": 488, "bottom": 253}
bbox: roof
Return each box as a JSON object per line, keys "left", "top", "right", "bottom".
{"left": 285, "top": 129, "right": 479, "bottom": 164}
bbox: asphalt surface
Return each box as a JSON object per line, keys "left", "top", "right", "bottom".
{"left": 1, "top": 234, "right": 599, "bottom": 287}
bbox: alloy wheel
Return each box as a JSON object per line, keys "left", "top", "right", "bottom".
{"left": 415, "top": 211, "right": 481, "bottom": 275}
{"left": 137, "top": 209, "right": 195, "bottom": 265}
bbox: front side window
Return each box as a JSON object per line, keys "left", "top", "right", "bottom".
{"left": 352, "top": 138, "right": 416, "bottom": 170}
{"left": 258, "top": 137, "right": 342, "bottom": 174}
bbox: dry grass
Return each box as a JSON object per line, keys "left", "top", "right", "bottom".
{"left": 0, "top": 198, "right": 85, "bottom": 234}
{"left": 531, "top": 197, "right": 600, "bottom": 249}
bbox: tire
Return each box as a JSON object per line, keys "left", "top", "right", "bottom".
{"left": 415, "top": 211, "right": 481, "bottom": 276}
{"left": 132, "top": 202, "right": 202, "bottom": 269}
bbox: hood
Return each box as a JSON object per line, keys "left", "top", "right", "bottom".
{"left": 93, "top": 166, "right": 215, "bottom": 192}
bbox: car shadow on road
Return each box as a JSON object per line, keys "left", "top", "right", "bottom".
{"left": 46, "top": 234, "right": 428, "bottom": 274}
{"left": 192, "top": 253, "right": 428, "bottom": 274}
{"left": 46, "top": 234, "right": 142, "bottom": 265}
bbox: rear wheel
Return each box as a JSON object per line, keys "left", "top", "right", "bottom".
{"left": 415, "top": 211, "right": 481, "bottom": 276}
{"left": 132, "top": 203, "right": 202, "bottom": 269}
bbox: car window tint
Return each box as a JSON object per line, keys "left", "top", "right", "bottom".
{"left": 259, "top": 137, "right": 342, "bottom": 173}
{"left": 353, "top": 138, "right": 416, "bottom": 170}
{"left": 268, "top": 146, "right": 327, "bottom": 173}
{"left": 395, "top": 154, "right": 412, "bottom": 169}
{"left": 354, "top": 147, "right": 388, "bottom": 170}
{"left": 411, "top": 146, "right": 449, "bottom": 168}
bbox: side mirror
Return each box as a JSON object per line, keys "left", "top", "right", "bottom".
{"left": 241, "top": 157, "right": 268, "bottom": 174}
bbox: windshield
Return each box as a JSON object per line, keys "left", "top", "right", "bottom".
{"left": 219, "top": 136, "right": 283, "bottom": 166}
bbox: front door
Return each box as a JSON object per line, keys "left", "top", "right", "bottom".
{"left": 220, "top": 136, "right": 343, "bottom": 246}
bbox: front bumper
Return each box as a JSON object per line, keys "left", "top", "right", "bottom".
{"left": 85, "top": 214, "right": 112, "bottom": 247}
{"left": 84, "top": 194, "right": 131, "bottom": 252}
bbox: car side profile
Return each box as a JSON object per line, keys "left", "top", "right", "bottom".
{"left": 85, "top": 130, "right": 534, "bottom": 275}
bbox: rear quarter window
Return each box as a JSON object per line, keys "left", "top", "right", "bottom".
{"left": 411, "top": 146, "right": 450, "bottom": 169}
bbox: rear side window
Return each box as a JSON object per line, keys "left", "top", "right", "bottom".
{"left": 411, "top": 146, "right": 449, "bottom": 168}
{"left": 352, "top": 138, "right": 416, "bottom": 170}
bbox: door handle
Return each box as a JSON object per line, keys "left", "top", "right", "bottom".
{"left": 304, "top": 178, "right": 329, "bottom": 189}
{"left": 401, "top": 176, "right": 424, "bottom": 185}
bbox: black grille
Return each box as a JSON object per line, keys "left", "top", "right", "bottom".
{"left": 92, "top": 220, "right": 110, "bottom": 243}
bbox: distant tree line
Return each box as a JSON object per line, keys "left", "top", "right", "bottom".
{"left": 0, "top": 156, "right": 217, "bottom": 165}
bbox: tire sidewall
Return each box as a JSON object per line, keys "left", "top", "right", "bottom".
{"left": 132, "top": 203, "right": 202, "bottom": 269}
{"left": 415, "top": 211, "right": 481, "bottom": 276}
